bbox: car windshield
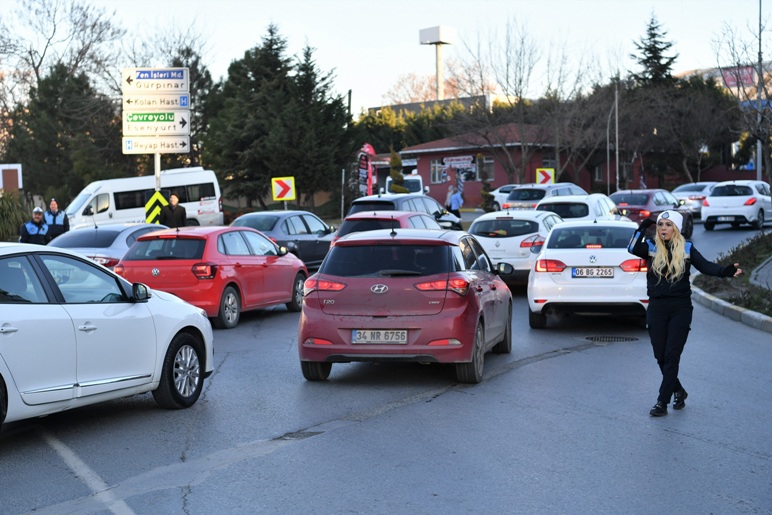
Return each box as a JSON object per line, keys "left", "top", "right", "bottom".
{"left": 49, "top": 228, "right": 119, "bottom": 248}
{"left": 712, "top": 185, "right": 753, "bottom": 196}
{"left": 388, "top": 179, "right": 422, "bottom": 193}
{"left": 610, "top": 193, "right": 649, "bottom": 205}
{"left": 122, "top": 238, "right": 206, "bottom": 260}
{"left": 469, "top": 219, "right": 539, "bottom": 238}
{"left": 348, "top": 201, "right": 396, "bottom": 214}
{"left": 547, "top": 226, "right": 635, "bottom": 249}
{"left": 320, "top": 244, "right": 451, "bottom": 277}
{"left": 337, "top": 219, "right": 400, "bottom": 238}
{"left": 506, "top": 189, "right": 546, "bottom": 201}
{"left": 232, "top": 215, "right": 279, "bottom": 231}
{"left": 65, "top": 192, "right": 92, "bottom": 216}
{"left": 536, "top": 202, "right": 589, "bottom": 219}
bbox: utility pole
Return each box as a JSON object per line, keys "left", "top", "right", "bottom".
{"left": 757, "top": 0, "right": 764, "bottom": 181}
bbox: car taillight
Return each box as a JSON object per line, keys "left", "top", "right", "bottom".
{"left": 640, "top": 210, "right": 651, "bottom": 218}
{"left": 303, "top": 277, "right": 346, "bottom": 295}
{"left": 702, "top": 199, "right": 710, "bottom": 206}
{"left": 219, "top": 196, "right": 223, "bottom": 212}
{"left": 585, "top": 244, "right": 602, "bottom": 249}
{"left": 620, "top": 258, "right": 648, "bottom": 272}
{"left": 744, "top": 197, "right": 758, "bottom": 206}
{"left": 502, "top": 202, "right": 512, "bottom": 209}
{"left": 192, "top": 263, "right": 218, "bottom": 279}
{"left": 415, "top": 278, "right": 470, "bottom": 296}
{"left": 113, "top": 264, "right": 125, "bottom": 275}
{"left": 534, "top": 259, "right": 566, "bottom": 272}
{"left": 520, "top": 235, "right": 545, "bottom": 248}
{"left": 688, "top": 195, "right": 705, "bottom": 201}
{"left": 93, "top": 257, "right": 119, "bottom": 268}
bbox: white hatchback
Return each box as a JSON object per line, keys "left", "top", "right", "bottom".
{"left": 702, "top": 180, "right": 771, "bottom": 231}
{"left": 468, "top": 210, "right": 563, "bottom": 284}
{"left": 535, "top": 193, "right": 629, "bottom": 223}
{"left": 526, "top": 220, "right": 648, "bottom": 329}
{"left": 0, "top": 243, "right": 214, "bottom": 426}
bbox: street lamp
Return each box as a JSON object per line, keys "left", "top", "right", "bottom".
{"left": 606, "top": 83, "right": 619, "bottom": 194}
{"left": 420, "top": 26, "right": 457, "bottom": 101}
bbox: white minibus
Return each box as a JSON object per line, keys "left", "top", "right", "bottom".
{"left": 65, "top": 167, "right": 223, "bottom": 229}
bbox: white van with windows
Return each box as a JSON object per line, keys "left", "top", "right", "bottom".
{"left": 65, "top": 167, "right": 223, "bottom": 230}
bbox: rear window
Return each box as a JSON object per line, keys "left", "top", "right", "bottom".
{"left": 506, "top": 189, "right": 546, "bottom": 201}
{"left": 673, "top": 184, "right": 707, "bottom": 193}
{"left": 320, "top": 244, "right": 451, "bottom": 277}
{"left": 337, "top": 219, "right": 398, "bottom": 239}
{"left": 536, "top": 202, "right": 589, "bottom": 219}
{"left": 348, "top": 201, "right": 396, "bottom": 214}
{"left": 610, "top": 193, "right": 649, "bottom": 205}
{"left": 232, "top": 215, "right": 278, "bottom": 231}
{"left": 547, "top": 226, "right": 635, "bottom": 249}
{"left": 122, "top": 238, "right": 206, "bottom": 260}
{"left": 49, "top": 229, "right": 120, "bottom": 248}
{"left": 469, "top": 219, "right": 539, "bottom": 238}
{"left": 711, "top": 185, "right": 753, "bottom": 196}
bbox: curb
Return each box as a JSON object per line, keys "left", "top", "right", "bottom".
{"left": 691, "top": 285, "right": 772, "bottom": 334}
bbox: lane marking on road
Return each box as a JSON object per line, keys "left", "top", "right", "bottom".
{"left": 39, "top": 429, "right": 136, "bottom": 515}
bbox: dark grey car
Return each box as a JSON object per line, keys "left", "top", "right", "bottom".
{"left": 230, "top": 210, "right": 335, "bottom": 269}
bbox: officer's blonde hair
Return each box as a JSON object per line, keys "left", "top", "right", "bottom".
{"left": 652, "top": 222, "right": 686, "bottom": 283}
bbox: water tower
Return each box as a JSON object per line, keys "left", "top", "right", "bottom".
{"left": 419, "top": 26, "right": 457, "bottom": 101}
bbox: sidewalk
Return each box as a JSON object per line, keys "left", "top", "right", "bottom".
{"left": 692, "top": 256, "right": 772, "bottom": 334}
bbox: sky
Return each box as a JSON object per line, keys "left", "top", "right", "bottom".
{"left": 6, "top": 0, "right": 771, "bottom": 114}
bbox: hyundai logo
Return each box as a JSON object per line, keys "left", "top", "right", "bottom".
{"left": 151, "top": 268, "right": 160, "bottom": 277}
{"left": 370, "top": 284, "right": 389, "bottom": 294}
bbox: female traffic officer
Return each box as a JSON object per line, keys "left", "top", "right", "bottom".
{"left": 628, "top": 210, "right": 742, "bottom": 417}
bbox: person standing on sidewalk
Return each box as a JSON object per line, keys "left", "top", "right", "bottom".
{"left": 44, "top": 198, "right": 69, "bottom": 243}
{"left": 448, "top": 186, "right": 463, "bottom": 218}
{"left": 159, "top": 193, "right": 187, "bottom": 228}
{"left": 628, "top": 210, "right": 743, "bottom": 417}
{"left": 19, "top": 207, "right": 49, "bottom": 245}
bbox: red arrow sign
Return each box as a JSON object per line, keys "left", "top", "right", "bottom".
{"left": 271, "top": 177, "right": 296, "bottom": 201}
{"left": 537, "top": 168, "right": 554, "bottom": 184}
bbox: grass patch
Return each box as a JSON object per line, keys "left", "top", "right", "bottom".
{"left": 693, "top": 230, "right": 772, "bottom": 317}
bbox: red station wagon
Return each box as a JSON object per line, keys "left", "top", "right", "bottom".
{"left": 115, "top": 226, "right": 307, "bottom": 329}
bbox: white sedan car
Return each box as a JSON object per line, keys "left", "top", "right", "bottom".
{"left": 702, "top": 180, "right": 771, "bottom": 231}
{"left": 526, "top": 220, "right": 647, "bottom": 329}
{"left": 468, "top": 210, "right": 563, "bottom": 284}
{"left": 0, "top": 243, "right": 214, "bottom": 426}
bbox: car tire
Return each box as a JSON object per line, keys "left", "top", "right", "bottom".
{"left": 301, "top": 361, "right": 332, "bottom": 381}
{"left": 492, "top": 304, "right": 512, "bottom": 354}
{"left": 285, "top": 273, "right": 305, "bottom": 312}
{"left": 185, "top": 219, "right": 200, "bottom": 226}
{"left": 528, "top": 308, "right": 547, "bottom": 329}
{"left": 682, "top": 215, "right": 694, "bottom": 238}
{"left": 0, "top": 376, "right": 7, "bottom": 425}
{"left": 754, "top": 210, "right": 765, "bottom": 230}
{"left": 704, "top": 221, "right": 715, "bottom": 231}
{"left": 455, "top": 322, "right": 485, "bottom": 384}
{"left": 493, "top": 202, "right": 501, "bottom": 211}
{"left": 213, "top": 286, "right": 240, "bottom": 329}
{"left": 152, "top": 333, "right": 204, "bottom": 409}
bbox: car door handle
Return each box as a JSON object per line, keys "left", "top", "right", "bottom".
{"left": 0, "top": 325, "right": 19, "bottom": 334}
{"left": 78, "top": 324, "right": 98, "bottom": 333}
{"left": 234, "top": 262, "right": 243, "bottom": 268}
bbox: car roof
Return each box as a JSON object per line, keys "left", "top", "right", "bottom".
{"left": 548, "top": 219, "right": 638, "bottom": 229}
{"left": 713, "top": 179, "right": 767, "bottom": 186}
{"left": 353, "top": 192, "right": 427, "bottom": 202}
{"left": 0, "top": 241, "right": 115, "bottom": 259}
{"left": 333, "top": 228, "right": 458, "bottom": 246}
{"left": 473, "top": 210, "right": 556, "bottom": 222}
{"left": 537, "top": 194, "right": 595, "bottom": 203}
{"left": 69, "top": 223, "right": 164, "bottom": 233}
{"left": 343, "top": 210, "right": 433, "bottom": 220}
{"left": 235, "top": 210, "right": 313, "bottom": 218}
{"left": 136, "top": 226, "right": 255, "bottom": 240}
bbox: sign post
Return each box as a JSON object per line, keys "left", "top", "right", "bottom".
{"left": 121, "top": 67, "right": 191, "bottom": 224}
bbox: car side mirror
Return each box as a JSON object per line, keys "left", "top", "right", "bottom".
{"left": 83, "top": 206, "right": 94, "bottom": 216}
{"left": 277, "top": 245, "right": 289, "bottom": 256}
{"left": 618, "top": 208, "right": 630, "bottom": 217}
{"left": 132, "top": 283, "right": 151, "bottom": 302}
{"left": 496, "top": 262, "right": 515, "bottom": 275}
{"left": 678, "top": 199, "right": 686, "bottom": 206}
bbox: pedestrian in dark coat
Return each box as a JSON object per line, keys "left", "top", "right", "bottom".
{"left": 159, "top": 193, "right": 187, "bottom": 228}
{"left": 44, "top": 198, "right": 69, "bottom": 242}
{"left": 628, "top": 210, "right": 742, "bottom": 417}
{"left": 20, "top": 207, "right": 49, "bottom": 245}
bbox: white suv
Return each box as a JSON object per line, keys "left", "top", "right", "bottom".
{"left": 501, "top": 183, "right": 587, "bottom": 210}
{"left": 702, "top": 180, "right": 771, "bottom": 231}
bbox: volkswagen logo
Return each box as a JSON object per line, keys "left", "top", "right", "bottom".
{"left": 589, "top": 255, "right": 597, "bottom": 264}
{"left": 151, "top": 268, "right": 160, "bottom": 277}
{"left": 370, "top": 284, "right": 389, "bottom": 294}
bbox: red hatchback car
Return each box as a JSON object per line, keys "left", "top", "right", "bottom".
{"left": 114, "top": 226, "right": 307, "bottom": 329}
{"left": 298, "top": 228, "right": 514, "bottom": 384}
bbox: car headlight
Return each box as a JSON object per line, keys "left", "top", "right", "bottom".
{"left": 196, "top": 307, "right": 208, "bottom": 318}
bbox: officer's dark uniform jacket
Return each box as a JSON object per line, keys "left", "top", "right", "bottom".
{"left": 20, "top": 219, "right": 49, "bottom": 245}
{"left": 44, "top": 209, "right": 69, "bottom": 242}
{"left": 628, "top": 218, "right": 736, "bottom": 300}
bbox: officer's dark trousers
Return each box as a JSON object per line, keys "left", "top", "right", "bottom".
{"left": 646, "top": 298, "right": 693, "bottom": 404}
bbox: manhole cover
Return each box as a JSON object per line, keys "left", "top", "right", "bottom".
{"left": 585, "top": 335, "right": 639, "bottom": 343}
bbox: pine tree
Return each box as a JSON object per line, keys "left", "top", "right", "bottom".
{"left": 630, "top": 16, "right": 678, "bottom": 87}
